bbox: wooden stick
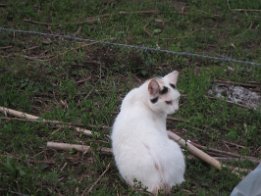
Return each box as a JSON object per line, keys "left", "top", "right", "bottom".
{"left": 2, "top": 106, "right": 253, "bottom": 170}
{"left": 0, "top": 106, "right": 92, "bottom": 136}
{"left": 0, "top": 46, "right": 13, "bottom": 50}
{"left": 46, "top": 142, "right": 112, "bottom": 154}
{"left": 47, "top": 142, "right": 90, "bottom": 153}
{"left": 167, "top": 131, "right": 222, "bottom": 170}
{"left": 0, "top": 106, "right": 39, "bottom": 120}
{"left": 23, "top": 18, "right": 51, "bottom": 26}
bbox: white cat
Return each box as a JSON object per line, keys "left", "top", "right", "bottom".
{"left": 111, "top": 71, "right": 185, "bottom": 194}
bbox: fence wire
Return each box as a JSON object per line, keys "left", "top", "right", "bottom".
{"left": 0, "top": 27, "right": 260, "bottom": 66}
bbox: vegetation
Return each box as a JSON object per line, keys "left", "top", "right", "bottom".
{"left": 0, "top": 0, "right": 260, "bottom": 195}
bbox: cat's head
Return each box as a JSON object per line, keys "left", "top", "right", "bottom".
{"left": 147, "top": 71, "right": 180, "bottom": 115}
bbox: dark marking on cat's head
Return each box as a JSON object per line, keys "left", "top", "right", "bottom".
{"left": 170, "top": 83, "right": 176, "bottom": 89}
{"left": 150, "top": 97, "right": 158, "bottom": 104}
{"left": 165, "top": 100, "right": 172, "bottom": 105}
{"left": 159, "top": 86, "right": 168, "bottom": 95}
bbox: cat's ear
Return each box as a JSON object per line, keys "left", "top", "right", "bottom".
{"left": 148, "top": 79, "right": 160, "bottom": 96}
{"left": 164, "top": 70, "right": 179, "bottom": 85}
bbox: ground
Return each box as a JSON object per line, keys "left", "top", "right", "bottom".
{"left": 0, "top": 0, "right": 261, "bottom": 195}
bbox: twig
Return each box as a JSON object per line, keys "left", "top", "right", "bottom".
{"left": 143, "top": 22, "right": 152, "bottom": 37}
{"left": 223, "top": 140, "right": 246, "bottom": 149}
{"left": 23, "top": 18, "right": 51, "bottom": 26}
{"left": 27, "top": 159, "right": 55, "bottom": 164}
{"left": 0, "top": 45, "right": 13, "bottom": 50}
{"left": 2, "top": 106, "right": 256, "bottom": 171}
{"left": 47, "top": 142, "right": 90, "bottom": 153}
{"left": 75, "top": 76, "right": 91, "bottom": 85}
{"left": 0, "top": 106, "right": 92, "bottom": 136}
{"left": 46, "top": 142, "right": 112, "bottom": 154}
{"left": 0, "top": 106, "right": 39, "bottom": 120}
{"left": 167, "top": 131, "right": 222, "bottom": 170}
{"left": 60, "top": 162, "right": 68, "bottom": 172}
{"left": 22, "top": 45, "right": 40, "bottom": 51}
{"left": 82, "top": 162, "right": 111, "bottom": 195}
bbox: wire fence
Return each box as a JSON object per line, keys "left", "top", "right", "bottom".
{"left": 0, "top": 27, "right": 260, "bottom": 66}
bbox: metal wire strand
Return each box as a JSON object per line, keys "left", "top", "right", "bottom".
{"left": 0, "top": 27, "right": 260, "bottom": 66}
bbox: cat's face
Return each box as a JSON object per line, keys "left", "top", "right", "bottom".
{"left": 147, "top": 71, "right": 180, "bottom": 115}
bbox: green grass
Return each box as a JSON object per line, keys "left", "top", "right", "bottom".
{"left": 0, "top": 0, "right": 261, "bottom": 195}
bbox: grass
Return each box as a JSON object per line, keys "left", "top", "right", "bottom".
{"left": 0, "top": 0, "right": 261, "bottom": 195}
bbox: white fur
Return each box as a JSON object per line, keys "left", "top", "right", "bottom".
{"left": 111, "top": 71, "right": 185, "bottom": 194}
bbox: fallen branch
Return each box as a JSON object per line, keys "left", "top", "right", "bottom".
{"left": 2, "top": 106, "right": 255, "bottom": 171}
{"left": 47, "top": 142, "right": 112, "bottom": 155}
{"left": 143, "top": 22, "right": 152, "bottom": 37}
{"left": 0, "top": 45, "right": 13, "bottom": 50}
{"left": 223, "top": 140, "right": 246, "bottom": 149}
{"left": 23, "top": 18, "right": 51, "bottom": 26}
{"left": 22, "top": 46, "right": 40, "bottom": 52}
{"left": 47, "top": 142, "right": 90, "bottom": 153}
{"left": 0, "top": 106, "right": 92, "bottom": 136}
{"left": 167, "top": 131, "right": 222, "bottom": 170}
